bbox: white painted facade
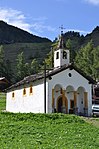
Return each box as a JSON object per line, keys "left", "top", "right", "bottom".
{"left": 6, "top": 80, "right": 48, "bottom": 113}
{"left": 47, "top": 68, "right": 92, "bottom": 116}
{"left": 6, "top": 67, "right": 92, "bottom": 116}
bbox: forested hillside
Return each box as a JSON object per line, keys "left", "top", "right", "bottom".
{"left": 0, "top": 21, "right": 52, "bottom": 84}
{"left": 0, "top": 21, "right": 99, "bottom": 85}
{"left": 0, "top": 21, "right": 51, "bottom": 43}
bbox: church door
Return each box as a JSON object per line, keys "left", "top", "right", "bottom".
{"left": 57, "top": 97, "right": 62, "bottom": 112}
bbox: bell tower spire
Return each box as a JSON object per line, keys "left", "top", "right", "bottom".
{"left": 57, "top": 25, "right": 66, "bottom": 49}
{"left": 54, "top": 25, "right": 70, "bottom": 68}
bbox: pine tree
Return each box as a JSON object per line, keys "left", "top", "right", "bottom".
{"left": 30, "top": 59, "right": 39, "bottom": 74}
{"left": 75, "top": 40, "right": 97, "bottom": 80}
{"left": 92, "top": 46, "right": 99, "bottom": 80}
{"left": 16, "top": 52, "right": 27, "bottom": 81}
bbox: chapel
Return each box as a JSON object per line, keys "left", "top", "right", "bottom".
{"left": 6, "top": 31, "right": 95, "bottom": 116}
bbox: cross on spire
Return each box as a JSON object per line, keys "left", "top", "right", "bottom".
{"left": 59, "top": 25, "right": 65, "bottom": 36}
{"left": 58, "top": 25, "right": 66, "bottom": 49}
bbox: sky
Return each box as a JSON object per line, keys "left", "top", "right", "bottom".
{"left": 0, "top": 0, "right": 99, "bottom": 41}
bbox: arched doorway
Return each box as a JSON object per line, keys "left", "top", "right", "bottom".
{"left": 57, "top": 97, "right": 62, "bottom": 112}
{"left": 57, "top": 95, "right": 68, "bottom": 113}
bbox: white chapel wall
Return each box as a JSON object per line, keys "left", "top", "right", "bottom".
{"left": 6, "top": 80, "right": 48, "bottom": 113}
{"left": 48, "top": 68, "right": 92, "bottom": 116}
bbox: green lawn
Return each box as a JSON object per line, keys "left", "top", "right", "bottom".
{"left": 0, "top": 96, "right": 99, "bottom": 149}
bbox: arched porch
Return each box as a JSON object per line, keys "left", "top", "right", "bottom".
{"left": 52, "top": 84, "right": 88, "bottom": 116}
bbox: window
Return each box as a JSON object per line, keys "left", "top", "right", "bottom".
{"left": 23, "top": 88, "right": 26, "bottom": 96}
{"left": 56, "top": 52, "right": 59, "bottom": 59}
{"left": 29, "top": 86, "right": 33, "bottom": 95}
{"left": 68, "top": 73, "right": 72, "bottom": 77}
{"left": 63, "top": 51, "right": 67, "bottom": 59}
{"left": 12, "top": 92, "right": 15, "bottom": 98}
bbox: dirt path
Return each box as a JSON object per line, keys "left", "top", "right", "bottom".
{"left": 82, "top": 117, "right": 99, "bottom": 128}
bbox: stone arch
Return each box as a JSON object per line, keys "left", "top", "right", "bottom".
{"left": 77, "top": 86, "right": 87, "bottom": 115}
{"left": 54, "top": 84, "right": 63, "bottom": 100}
{"left": 66, "top": 85, "right": 75, "bottom": 94}
{"left": 77, "top": 86, "right": 86, "bottom": 93}
{"left": 52, "top": 84, "right": 63, "bottom": 112}
{"left": 54, "top": 84, "right": 63, "bottom": 94}
{"left": 66, "top": 85, "right": 75, "bottom": 113}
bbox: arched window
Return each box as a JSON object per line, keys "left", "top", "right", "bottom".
{"left": 23, "top": 88, "right": 26, "bottom": 96}
{"left": 30, "top": 86, "right": 33, "bottom": 94}
{"left": 56, "top": 52, "right": 59, "bottom": 59}
{"left": 12, "top": 92, "right": 15, "bottom": 98}
{"left": 63, "top": 51, "right": 67, "bottom": 59}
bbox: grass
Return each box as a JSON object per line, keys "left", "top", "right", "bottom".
{"left": 0, "top": 113, "right": 99, "bottom": 149}
{"left": 0, "top": 92, "right": 6, "bottom": 111}
{"left": 0, "top": 96, "right": 99, "bottom": 149}
{"left": 82, "top": 117, "right": 99, "bottom": 128}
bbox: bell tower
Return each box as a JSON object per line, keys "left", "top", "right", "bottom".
{"left": 54, "top": 26, "right": 70, "bottom": 68}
